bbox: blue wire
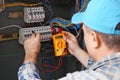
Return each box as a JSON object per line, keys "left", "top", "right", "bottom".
{"left": 42, "top": 0, "right": 53, "bottom": 24}
{"left": 81, "top": 0, "right": 84, "bottom": 8}
{"left": 74, "top": 0, "right": 85, "bottom": 13}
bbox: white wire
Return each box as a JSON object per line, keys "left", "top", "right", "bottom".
{"left": 0, "top": 25, "right": 22, "bottom": 30}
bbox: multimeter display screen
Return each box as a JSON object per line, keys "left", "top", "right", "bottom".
{"left": 55, "top": 36, "right": 63, "bottom": 39}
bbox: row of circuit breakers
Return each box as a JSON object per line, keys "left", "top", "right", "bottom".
{"left": 21, "top": 6, "right": 47, "bottom": 44}
{"left": 24, "top": 7, "right": 45, "bottom": 23}
{"left": 19, "top": 26, "right": 62, "bottom": 45}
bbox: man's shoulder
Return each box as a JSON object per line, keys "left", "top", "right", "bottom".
{"left": 94, "top": 64, "right": 120, "bottom": 80}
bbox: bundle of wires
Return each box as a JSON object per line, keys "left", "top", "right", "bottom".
{"left": 40, "top": 0, "right": 53, "bottom": 25}
{"left": 50, "top": 17, "right": 73, "bottom": 28}
{"left": 50, "top": 17, "right": 81, "bottom": 37}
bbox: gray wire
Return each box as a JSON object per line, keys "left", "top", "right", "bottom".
{"left": 63, "top": 27, "right": 70, "bottom": 32}
{"left": 72, "top": 26, "right": 79, "bottom": 36}
{"left": 0, "top": 25, "right": 22, "bottom": 30}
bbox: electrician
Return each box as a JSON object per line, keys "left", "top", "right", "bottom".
{"left": 18, "top": 0, "right": 120, "bottom": 80}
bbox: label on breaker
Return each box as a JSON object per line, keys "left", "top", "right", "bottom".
{"left": 24, "top": 7, "right": 45, "bottom": 23}
{"left": 19, "top": 26, "right": 52, "bottom": 45}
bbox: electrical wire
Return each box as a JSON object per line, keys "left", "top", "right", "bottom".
{"left": 50, "top": 17, "right": 75, "bottom": 32}
{"left": 50, "top": 17, "right": 81, "bottom": 35}
{"left": 75, "top": 0, "right": 86, "bottom": 12}
{"left": 71, "top": 25, "right": 79, "bottom": 36}
{"left": 0, "top": 25, "right": 22, "bottom": 30}
{"left": 36, "top": 0, "right": 53, "bottom": 26}
{"left": 50, "top": 17, "right": 73, "bottom": 28}
{"left": 0, "top": 0, "right": 5, "bottom": 12}
{"left": 75, "top": 0, "right": 80, "bottom": 12}
{"left": 0, "top": 2, "right": 42, "bottom": 9}
{"left": 38, "top": 54, "right": 73, "bottom": 59}
{"left": 60, "top": 26, "right": 70, "bottom": 32}
{"left": 0, "top": 25, "right": 21, "bottom": 41}
{"left": 39, "top": 49, "right": 67, "bottom": 72}
{"left": 76, "top": 27, "right": 82, "bottom": 38}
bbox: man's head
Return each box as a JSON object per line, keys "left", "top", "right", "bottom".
{"left": 82, "top": 23, "right": 120, "bottom": 61}
{"left": 71, "top": 0, "right": 120, "bottom": 61}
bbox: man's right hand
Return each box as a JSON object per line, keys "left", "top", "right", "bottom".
{"left": 23, "top": 33, "right": 41, "bottom": 64}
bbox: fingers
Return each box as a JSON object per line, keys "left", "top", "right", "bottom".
{"left": 62, "top": 31, "right": 75, "bottom": 39}
{"left": 29, "top": 33, "right": 40, "bottom": 39}
{"left": 31, "top": 33, "right": 36, "bottom": 38}
{"left": 36, "top": 33, "right": 41, "bottom": 41}
{"left": 24, "top": 33, "right": 40, "bottom": 43}
{"left": 62, "top": 31, "right": 76, "bottom": 42}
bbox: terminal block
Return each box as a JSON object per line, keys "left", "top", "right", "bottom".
{"left": 19, "top": 26, "right": 52, "bottom": 44}
{"left": 24, "top": 7, "right": 45, "bottom": 23}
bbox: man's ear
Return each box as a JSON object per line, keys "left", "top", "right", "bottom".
{"left": 90, "top": 31, "right": 101, "bottom": 48}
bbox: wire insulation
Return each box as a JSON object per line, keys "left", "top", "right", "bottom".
{"left": 0, "top": 25, "right": 22, "bottom": 30}
{"left": 0, "top": 2, "right": 42, "bottom": 9}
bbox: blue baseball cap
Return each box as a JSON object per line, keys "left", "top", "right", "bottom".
{"left": 72, "top": 0, "right": 120, "bottom": 35}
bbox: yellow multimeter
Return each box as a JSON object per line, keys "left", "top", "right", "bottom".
{"left": 52, "top": 33, "right": 67, "bottom": 56}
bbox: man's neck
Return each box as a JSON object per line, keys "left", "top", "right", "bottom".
{"left": 93, "top": 47, "right": 119, "bottom": 62}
